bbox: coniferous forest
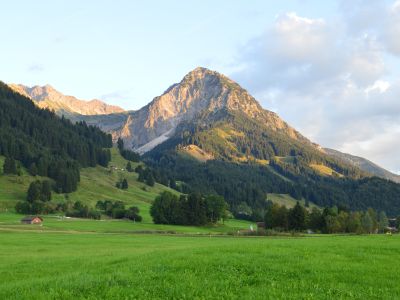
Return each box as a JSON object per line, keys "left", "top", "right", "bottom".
{"left": 145, "top": 110, "right": 400, "bottom": 217}
{"left": 0, "top": 82, "right": 112, "bottom": 193}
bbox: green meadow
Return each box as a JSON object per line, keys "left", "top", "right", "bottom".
{"left": 1, "top": 150, "right": 399, "bottom": 299}
{"left": 0, "top": 230, "right": 399, "bottom": 299}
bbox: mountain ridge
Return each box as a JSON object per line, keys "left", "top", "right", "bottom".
{"left": 324, "top": 148, "right": 400, "bottom": 183}
{"left": 8, "top": 68, "right": 400, "bottom": 184}
{"left": 8, "top": 83, "right": 125, "bottom": 116}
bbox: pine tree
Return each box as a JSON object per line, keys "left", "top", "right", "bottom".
{"left": 146, "top": 173, "right": 155, "bottom": 187}
{"left": 27, "top": 181, "right": 42, "bottom": 203}
{"left": 29, "top": 163, "right": 38, "bottom": 176}
{"left": 3, "top": 157, "right": 17, "bottom": 175}
{"left": 40, "top": 180, "right": 52, "bottom": 202}
{"left": 126, "top": 162, "right": 133, "bottom": 172}
{"left": 289, "top": 201, "right": 306, "bottom": 231}
{"left": 117, "top": 138, "right": 124, "bottom": 151}
{"left": 121, "top": 179, "right": 128, "bottom": 189}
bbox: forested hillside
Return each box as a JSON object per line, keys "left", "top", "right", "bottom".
{"left": 0, "top": 82, "right": 112, "bottom": 192}
{"left": 145, "top": 109, "right": 400, "bottom": 217}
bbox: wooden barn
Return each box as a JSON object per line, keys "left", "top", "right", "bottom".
{"left": 21, "top": 216, "right": 43, "bottom": 224}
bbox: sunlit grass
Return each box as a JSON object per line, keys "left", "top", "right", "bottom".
{"left": 0, "top": 231, "right": 398, "bottom": 299}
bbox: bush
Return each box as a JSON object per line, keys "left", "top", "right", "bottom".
{"left": 15, "top": 201, "right": 31, "bottom": 214}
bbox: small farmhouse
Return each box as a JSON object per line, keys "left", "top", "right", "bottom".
{"left": 21, "top": 216, "right": 43, "bottom": 224}
{"left": 256, "top": 222, "right": 265, "bottom": 229}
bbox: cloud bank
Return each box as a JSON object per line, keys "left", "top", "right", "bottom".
{"left": 232, "top": 0, "right": 400, "bottom": 173}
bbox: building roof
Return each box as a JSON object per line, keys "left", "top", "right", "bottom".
{"left": 21, "top": 216, "right": 43, "bottom": 221}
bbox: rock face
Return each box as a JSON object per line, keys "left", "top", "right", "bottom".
{"left": 83, "top": 67, "right": 313, "bottom": 151}
{"left": 9, "top": 84, "right": 124, "bottom": 116}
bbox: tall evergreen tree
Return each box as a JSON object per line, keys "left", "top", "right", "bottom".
{"left": 145, "top": 173, "right": 155, "bottom": 187}
{"left": 3, "top": 157, "right": 17, "bottom": 175}
{"left": 27, "top": 181, "right": 42, "bottom": 203}
{"left": 40, "top": 180, "right": 52, "bottom": 202}
{"left": 289, "top": 201, "right": 306, "bottom": 231}
{"left": 121, "top": 178, "right": 128, "bottom": 189}
{"left": 29, "top": 163, "right": 38, "bottom": 176}
{"left": 117, "top": 138, "right": 124, "bottom": 151}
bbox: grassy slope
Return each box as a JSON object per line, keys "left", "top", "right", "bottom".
{"left": 0, "top": 149, "right": 255, "bottom": 234}
{"left": 267, "top": 193, "right": 319, "bottom": 210}
{"left": 0, "top": 156, "right": 50, "bottom": 211}
{"left": 0, "top": 149, "right": 177, "bottom": 220}
{"left": 310, "top": 163, "right": 343, "bottom": 177}
{"left": 0, "top": 231, "right": 399, "bottom": 299}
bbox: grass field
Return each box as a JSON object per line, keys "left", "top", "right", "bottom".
{"left": 0, "top": 212, "right": 254, "bottom": 235}
{"left": 0, "top": 230, "right": 398, "bottom": 299}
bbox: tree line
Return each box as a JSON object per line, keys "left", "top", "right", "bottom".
{"left": 150, "top": 191, "right": 228, "bottom": 226}
{"left": 117, "top": 138, "right": 140, "bottom": 162}
{"left": 264, "top": 201, "right": 393, "bottom": 234}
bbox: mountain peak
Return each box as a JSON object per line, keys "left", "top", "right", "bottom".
{"left": 88, "top": 67, "right": 312, "bottom": 152}
{"left": 183, "top": 67, "right": 239, "bottom": 88}
{"left": 146, "top": 67, "right": 260, "bottom": 129}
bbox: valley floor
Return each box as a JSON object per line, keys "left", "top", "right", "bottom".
{"left": 0, "top": 225, "right": 398, "bottom": 299}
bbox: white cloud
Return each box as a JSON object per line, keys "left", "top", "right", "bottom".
{"left": 365, "top": 80, "right": 390, "bottom": 94}
{"left": 231, "top": 4, "right": 400, "bottom": 172}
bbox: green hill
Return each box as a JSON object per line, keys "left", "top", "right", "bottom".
{"left": 0, "top": 149, "right": 177, "bottom": 222}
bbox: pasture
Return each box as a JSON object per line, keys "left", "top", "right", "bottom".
{"left": 0, "top": 229, "right": 398, "bottom": 299}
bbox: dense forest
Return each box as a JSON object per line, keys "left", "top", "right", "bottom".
{"left": 0, "top": 82, "right": 112, "bottom": 192}
{"left": 145, "top": 110, "right": 400, "bottom": 217}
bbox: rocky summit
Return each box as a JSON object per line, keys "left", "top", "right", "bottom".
{"left": 79, "top": 67, "right": 313, "bottom": 152}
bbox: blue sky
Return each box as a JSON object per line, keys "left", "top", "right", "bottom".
{"left": 1, "top": 0, "right": 337, "bottom": 108}
{"left": 2, "top": 0, "right": 400, "bottom": 172}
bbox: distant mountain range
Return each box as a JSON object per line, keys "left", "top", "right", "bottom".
{"left": 9, "top": 84, "right": 124, "bottom": 117}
